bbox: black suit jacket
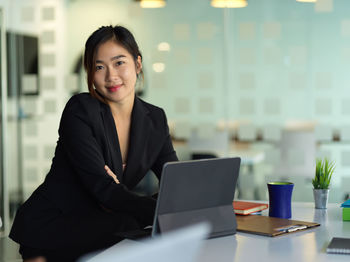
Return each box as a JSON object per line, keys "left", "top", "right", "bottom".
{"left": 10, "top": 93, "right": 178, "bottom": 248}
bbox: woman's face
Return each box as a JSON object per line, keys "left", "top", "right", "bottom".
{"left": 93, "top": 40, "right": 142, "bottom": 105}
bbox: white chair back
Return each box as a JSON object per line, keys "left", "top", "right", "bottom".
{"left": 173, "top": 121, "right": 192, "bottom": 140}
{"left": 237, "top": 124, "right": 256, "bottom": 141}
{"left": 261, "top": 124, "right": 282, "bottom": 142}
{"left": 188, "top": 127, "right": 230, "bottom": 156}
{"left": 339, "top": 125, "right": 350, "bottom": 141}
{"left": 274, "top": 130, "right": 316, "bottom": 178}
{"left": 315, "top": 124, "right": 333, "bottom": 142}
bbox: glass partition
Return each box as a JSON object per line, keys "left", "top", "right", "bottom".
{"left": 0, "top": 7, "right": 8, "bottom": 234}
{"left": 1, "top": 0, "right": 350, "bottom": 221}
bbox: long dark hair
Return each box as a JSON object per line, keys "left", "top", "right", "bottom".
{"left": 83, "top": 25, "right": 143, "bottom": 103}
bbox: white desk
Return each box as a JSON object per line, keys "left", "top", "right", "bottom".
{"left": 94, "top": 202, "right": 350, "bottom": 262}
{"left": 198, "top": 202, "right": 350, "bottom": 262}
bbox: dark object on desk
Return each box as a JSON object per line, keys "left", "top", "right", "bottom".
{"left": 191, "top": 153, "right": 217, "bottom": 160}
{"left": 327, "top": 237, "right": 350, "bottom": 254}
{"left": 152, "top": 157, "right": 241, "bottom": 238}
{"left": 233, "top": 201, "right": 268, "bottom": 215}
{"left": 236, "top": 215, "right": 320, "bottom": 237}
{"left": 115, "top": 227, "right": 153, "bottom": 240}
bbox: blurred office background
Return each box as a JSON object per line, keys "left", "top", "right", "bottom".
{"left": 1, "top": 0, "right": 350, "bottom": 240}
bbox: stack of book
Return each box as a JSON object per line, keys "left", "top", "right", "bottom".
{"left": 341, "top": 199, "right": 350, "bottom": 221}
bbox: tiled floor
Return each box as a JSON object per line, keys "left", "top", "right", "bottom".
{"left": 0, "top": 234, "right": 21, "bottom": 262}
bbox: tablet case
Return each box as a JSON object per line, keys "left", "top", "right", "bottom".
{"left": 152, "top": 157, "right": 241, "bottom": 238}
{"left": 236, "top": 215, "right": 320, "bottom": 237}
{"left": 158, "top": 206, "right": 236, "bottom": 238}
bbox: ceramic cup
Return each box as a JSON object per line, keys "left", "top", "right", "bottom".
{"left": 267, "top": 182, "right": 294, "bottom": 219}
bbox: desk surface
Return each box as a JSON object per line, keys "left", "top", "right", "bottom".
{"left": 98, "top": 202, "right": 350, "bottom": 262}
{"left": 198, "top": 202, "right": 350, "bottom": 262}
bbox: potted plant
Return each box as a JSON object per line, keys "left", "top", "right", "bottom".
{"left": 312, "top": 158, "right": 335, "bottom": 209}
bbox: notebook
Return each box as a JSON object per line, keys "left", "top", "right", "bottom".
{"left": 327, "top": 237, "right": 350, "bottom": 254}
{"left": 233, "top": 201, "right": 268, "bottom": 215}
{"left": 81, "top": 223, "right": 210, "bottom": 262}
{"left": 236, "top": 214, "right": 320, "bottom": 237}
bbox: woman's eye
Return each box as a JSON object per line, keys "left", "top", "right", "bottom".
{"left": 95, "top": 65, "right": 104, "bottom": 71}
{"left": 116, "top": 61, "right": 124, "bottom": 66}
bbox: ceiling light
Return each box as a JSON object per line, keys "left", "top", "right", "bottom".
{"left": 296, "top": 0, "right": 317, "bottom": 2}
{"left": 137, "top": 0, "right": 166, "bottom": 8}
{"left": 152, "top": 63, "right": 165, "bottom": 73}
{"left": 211, "top": 0, "right": 248, "bottom": 8}
{"left": 158, "top": 42, "right": 170, "bottom": 51}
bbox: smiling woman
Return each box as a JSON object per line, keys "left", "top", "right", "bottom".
{"left": 93, "top": 40, "right": 141, "bottom": 106}
{"left": 9, "top": 25, "right": 178, "bottom": 262}
{"left": 84, "top": 26, "right": 144, "bottom": 106}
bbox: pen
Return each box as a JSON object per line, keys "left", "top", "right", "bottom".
{"left": 277, "top": 225, "right": 308, "bottom": 233}
{"left": 287, "top": 225, "right": 307, "bottom": 232}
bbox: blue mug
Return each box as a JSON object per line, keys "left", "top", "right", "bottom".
{"left": 268, "top": 182, "right": 294, "bottom": 219}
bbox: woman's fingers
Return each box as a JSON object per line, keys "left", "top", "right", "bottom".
{"left": 24, "top": 257, "right": 47, "bottom": 262}
{"left": 104, "top": 165, "right": 120, "bottom": 184}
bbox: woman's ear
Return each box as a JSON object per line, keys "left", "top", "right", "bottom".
{"left": 136, "top": 56, "right": 142, "bottom": 74}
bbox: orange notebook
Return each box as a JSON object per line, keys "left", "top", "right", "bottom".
{"left": 233, "top": 201, "right": 268, "bottom": 215}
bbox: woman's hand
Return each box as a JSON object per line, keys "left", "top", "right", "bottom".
{"left": 101, "top": 165, "right": 119, "bottom": 212}
{"left": 24, "top": 257, "right": 46, "bottom": 262}
{"left": 104, "top": 165, "right": 120, "bottom": 184}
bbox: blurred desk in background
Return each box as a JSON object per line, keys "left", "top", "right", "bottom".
{"left": 227, "top": 142, "right": 265, "bottom": 166}
{"left": 172, "top": 140, "right": 265, "bottom": 165}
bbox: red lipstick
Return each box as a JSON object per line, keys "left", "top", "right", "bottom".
{"left": 107, "top": 85, "right": 121, "bottom": 92}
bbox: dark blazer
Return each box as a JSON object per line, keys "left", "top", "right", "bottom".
{"left": 10, "top": 93, "right": 178, "bottom": 249}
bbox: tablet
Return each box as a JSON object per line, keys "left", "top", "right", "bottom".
{"left": 152, "top": 157, "right": 241, "bottom": 238}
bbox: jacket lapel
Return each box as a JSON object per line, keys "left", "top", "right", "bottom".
{"left": 123, "top": 97, "right": 151, "bottom": 187}
{"left": 100, "top": 103, "right": 124, "bottom": 182}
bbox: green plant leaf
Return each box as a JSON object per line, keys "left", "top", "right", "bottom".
{"left": 313, "top": 157, "right": 335, "bottom": 189}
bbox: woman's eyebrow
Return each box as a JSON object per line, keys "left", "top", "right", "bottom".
{"left": 111, "top": 55, "right": 126, "bottom": 61}
{"left": 95, "top": 55, "right": 126, "bottom": 64}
